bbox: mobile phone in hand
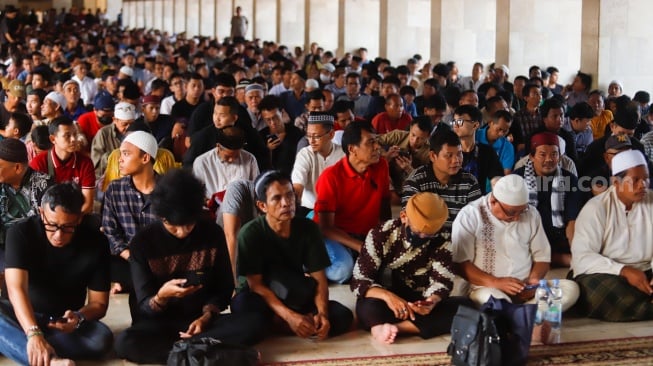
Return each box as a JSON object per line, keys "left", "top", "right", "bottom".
{"left": 183, "top": 271, "right": 205, "bottom": 287}
{"left": 523, "top": 284, "right": 538, "bottom": 291}
{"left": 49, "top": 316, "right": 68, "bottom": 323}
{"left": 266, "top": 134, "right": 279, "bottom": 142}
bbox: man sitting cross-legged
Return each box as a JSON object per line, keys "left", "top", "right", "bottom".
{"left": 231, "top": 170, "right": 354, "bottom": 341}
{"left": 351, "top": 192, "right": 473, "bottom": 344}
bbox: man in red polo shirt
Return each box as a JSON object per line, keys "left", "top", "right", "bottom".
{"left": 29, "top": 116, "right": 95, "bottom": 214}
{"left": 314, "top": 121, "right": 391, "bottom": 283}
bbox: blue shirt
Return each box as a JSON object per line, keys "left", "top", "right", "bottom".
{"left": 476, "top": 126, "right": 515, "bottom": 171}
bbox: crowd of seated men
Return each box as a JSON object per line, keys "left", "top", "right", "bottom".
{"left": 0, "top": 4, "right": 652, "bottom": 364}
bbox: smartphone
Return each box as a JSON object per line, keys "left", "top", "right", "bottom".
{"left": 398, "top": 150, "right": 411, "bottom": 158}
{"left": 414, "top": 300, "right": 434, "bottom": 307}
{"left": 266, "top": 134, "right": 279, "bottom": 142}
{"left": 48, "top": 316, "right": 68, "bottom": 323}
{"left": 523, "top": 284, "right": 538, "bottom": 291}
{"left": 183, "top": 271, "right": 205, "bottom": 287}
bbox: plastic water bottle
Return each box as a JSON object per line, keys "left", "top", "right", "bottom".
{"left": 547, "top": 279, "right": 563, "bottom": 343}
{"left": 534, "top": 279, "right": 549, "bottom": 324}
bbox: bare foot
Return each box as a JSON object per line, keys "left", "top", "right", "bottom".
{"left": 50, "top": 358, "right": 75, "bottom": 366}
{"left": 371, "top": 323, "right": 398, "bottom": 344}
{"left": 110, "top": 282, "right": 123, "bottom": 295}
{"left": 531, "top": 322, "right": 552, "bottom": 344}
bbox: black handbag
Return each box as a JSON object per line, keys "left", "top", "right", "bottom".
{"left": 167, "top": 337, "right": 260, "bottom": 366}
{"left": 448, "top": 296, "right": 536, "bottom": 366}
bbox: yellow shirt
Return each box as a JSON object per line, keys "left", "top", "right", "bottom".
{"left": 590, "top": 110, "right": 613, "bottom": 140}
{"left": 102, "top": 147, "right": 179, "bottom": 191}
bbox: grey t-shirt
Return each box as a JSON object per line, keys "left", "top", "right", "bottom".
{"left": 218, "top": 179, "right": 258, "bottom": 228}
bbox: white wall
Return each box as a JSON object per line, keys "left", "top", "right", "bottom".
{"left": 254, "top": 0, "right": 277, "bottom": 42}
{"left": 279, "top": 0, "right": 305, "bottom": 50}
{"left": 308, "top": 0, "right": 339, "bottom": 55}
{"left": 508, "top": 0, "right": 582, "bottom": 85}
{"left": 598, "top": 0, "right": 653, "bottom": 96}
{"left": 344, "top": 0, "right": 379, "bottom": 58}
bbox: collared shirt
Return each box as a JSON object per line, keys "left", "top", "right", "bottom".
{"left": 0, "top": 169, "right": 52, "bottom": 247}
{"left": 314, "top": 157, "right": 390, "bottom": 236}
{"left": 512, "top": 108, "right": 542, "bottom": 147}
{"left": 72, "top": 75, "right": 98, "bottom": 106}
{"left": 351, "top": 218, "right": 455, "bottom": 300}
{"left": 402, "top": 165, "right": 481, "bottom": 235}
{"left": 291, "top": 143, "right": 345, "bottom": 209}
{"left": 571, "top": 187, "right": 653, "bottom": 277}
{"left": 29, "top": 149, "right": 95, "bottom": 189}
{"left": 371, "top": 111, "right": 413, "bottom": 134}
{"left": 452, "top": 194, "right": 551, "bottom": 285}
{"left": 102, "top": 175, "right": 159, "bottom": 255}
{"left": 192, "top": 148, "right": 259, "bottom": 198}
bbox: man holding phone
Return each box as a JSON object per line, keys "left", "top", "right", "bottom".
{"left": 351, "top": 192, "right": 473, "bottom": 344}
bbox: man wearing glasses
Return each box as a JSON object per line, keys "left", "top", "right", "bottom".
{"left": 351, "top": 192, "right": 473, "bottom": 344}
{"left": 0, "top": 183, "right": 113, "bottom": 365}
{"left": 451, "top": 175, "right": 579, "bottom": 309}
{"left": 291, "top": 112, "right": 344, "bottom": 212}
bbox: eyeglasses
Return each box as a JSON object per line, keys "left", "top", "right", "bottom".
{"left": 452, "top": 118, "right": 474, "bottom": 127}
{"left": 306, "top": 131, "right": 331, "bottom": 141}
{"left": 495, "top": 199, "right": 529, "bottom": 218}
{"left": 42, "top": 214, "right": 76, "bottom": 234}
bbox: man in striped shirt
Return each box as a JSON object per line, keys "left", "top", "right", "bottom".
{"left": 402, "top": 129, "right": 481, "bottom": 237}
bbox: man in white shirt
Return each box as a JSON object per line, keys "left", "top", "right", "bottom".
{"left": 71, "top": 63, "right": 98, "bottom": 107}
{"left": 452, "top": 175, "right": 579, "bottom": 310}
{"left": 571, "top": 149, "right": 653, "bottom": 321}
{"left": 193, "top": 125, "right": 259, "bottom": 203}
{"left": 291, "top": 112, "right": 345, "bottom": 211}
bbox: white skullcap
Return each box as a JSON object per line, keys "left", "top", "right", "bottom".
{"left": 45, "top": 91, "right": 67, "bottom": 110}
{"left": 612, "top": 150, "right": 648, "bottom": 176}
{"left": 305, "top": 79, "right": 319, "bottom": 90}
{"left": 499, "top": 64, "right": 509, "bottom": 75}
{"left": 493, "top": 174, "right": 529, "bottom": 206}
{"left": 123, "top": 131, "right": 158, "bottom": 159}
{"left": 114, "top": 102, "right": 136, "bottom": 120}
{"left": 119, "top": 66, "right": 134, "bottom": 77}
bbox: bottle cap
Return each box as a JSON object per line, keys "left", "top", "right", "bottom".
{"left": 539, "top": 279, "right": 547, "bottom": 286}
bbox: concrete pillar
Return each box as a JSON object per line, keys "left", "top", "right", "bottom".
{"left": 337, "top": 0, "right": 345, "bottom": 57}
{"left": 581, "top": 0, "right": 599, "bottom": 90}
{"left": 495, "top": 0, "right": 509, "bottom": 68}
{"left": 430, "top": 0, "right": 442, "bottom": 63}
{"left": 379, "top": 0, "right": 387, "bottom": 58}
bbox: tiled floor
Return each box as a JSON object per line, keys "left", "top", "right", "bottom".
{"left": 1, "top": 284, "right": 653, "bottom": 365}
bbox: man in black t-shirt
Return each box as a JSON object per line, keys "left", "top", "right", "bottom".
{"left": 0, "top": 183, "right": 112, "bottom": 365}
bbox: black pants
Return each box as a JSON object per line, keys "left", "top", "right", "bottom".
{"left": 356, "top": 296, "right": 473, "bottom": 339}
{"left": 231, "top": 290, "right": 353, "bottom": 338}
{"left": 114, "top": 312, "right": 266, "bottom": 364}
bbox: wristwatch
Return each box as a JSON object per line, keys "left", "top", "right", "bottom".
{"left": 73, "top": 311, "right": 86, "bottom": 329}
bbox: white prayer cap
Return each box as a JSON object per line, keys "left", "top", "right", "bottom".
{"left": 492, "top": 174, "right": 529, "bottom": 206}
{"left": 611, "top": 150, "right": 648, "bottom": 176}
{"left": 44, "top": 91, "right": 67, "bottom": 110}
{"left": 123, "top": 131, "right": 158, "bottom": 159}
{"left": 119, "top": 66, "right": 134, "bottom": 77}
{"left": 114, "top": 102, "right": 136, "bottom": 120}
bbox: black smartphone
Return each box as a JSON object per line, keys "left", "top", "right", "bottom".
{"left": 49, "top": 316, "right": 68, "bottom": 323}
{"left": 266, "top": 134, "right": 279, "bottom": 142}
{"left": 398, "top": 150, "right": 411, "bottom": 158}
{"left": 183, "top": 271, "right": 205, "bottom": 287}
{"left": 523, "top": 284, "right": 538, "bottom": 291}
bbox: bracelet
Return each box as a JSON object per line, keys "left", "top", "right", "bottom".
{"left": 26, "top": 325, "right": 40, "bottom": 333}
{"left": 27, "top": 331, "right": 43, "bottom": 339}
